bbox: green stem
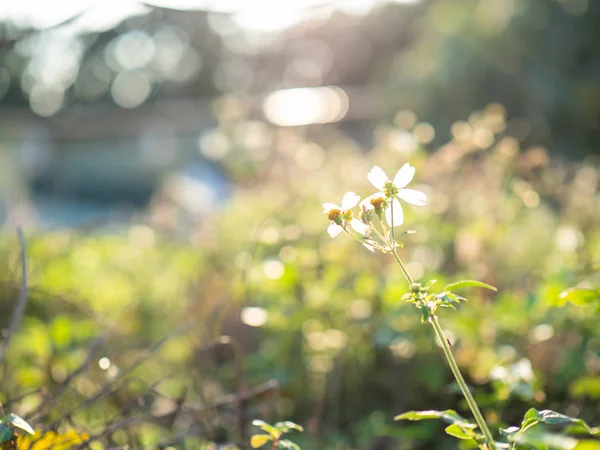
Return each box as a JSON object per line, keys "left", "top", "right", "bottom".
{"left": 389, "top": 251, "right": 495, "bottom": 449}
{"left": 390, "top": 249, "right": 413, "bottom": 285}
{"left": 429, "top": 315, "right": 496, "bottom": 450}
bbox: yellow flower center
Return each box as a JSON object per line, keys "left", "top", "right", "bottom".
{"left": 383, "top": 181, "right": 398, "bottom": 198}
{"left": 327, "top": 209, "right": 342, "bottom": 222}
{"left": 370, "top": 197, "right": 385, "bottom": 209}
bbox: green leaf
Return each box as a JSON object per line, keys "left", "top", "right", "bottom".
{"left": 274, "top": 421, "right": 304, "bottom": 433}
{"left": 278, "top": 440, "right": 301, "bottom": 450}
{"left": 0, "top": 424, "right": 13, "bottom": 443}
{"left": 252, "top": 419, "right": 268, "bottom": 427}
{"left": 4, "top": 413, "right": 35, "bottom": 435}
{"left": 519, "top": 409, "right": 599, "bottom": 435}
{"left": 513, "top": 430, "right": 578, "bottom": 449}
{"left": 252, "top": 420, "right": 280, "bottom": 437}
{"left": 520, "top": 408, "right": 542, "bottom": 430}
{"left": 444, "top": 424, "right": 475, "bottom": 440}
{"left": 443, "top": 292, "right": 465, "bottom": 303}
{"left": 420, "top": 309, "right": 431, "bottom": 323}
{"left": 559, "top": 288, "right": 599, "bottom": 306}
{"left": 394, "top": 410, "right": 477, "bottom": 429}
{"left": 445, "top": 280, "right": 497, "bottom": 292}
{"left": 499, "top": 426, "right": 520, "bottom": 437}
{"left": 250, "top": 434, "right": 271, "bottom": 448}
{"left": 425, "top": 280, "right": 437, "bottom": 290}
{"left": 573, "top": 441, "right": 600, "bottom": 450}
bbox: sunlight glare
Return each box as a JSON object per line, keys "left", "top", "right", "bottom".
{"left": 264, "top": 86, "right": 349, "bottom": 127}
{"left": 0, "top": 0, "right": 423, "bottom": 34}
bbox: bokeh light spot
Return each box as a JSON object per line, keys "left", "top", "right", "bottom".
{"left": 99, "top": 357, "right": 111, "bottom": 370}
{"left": 241, "top": 306, "right": 268, "bottom": 327}
{"left": 111, "top": 70, "right": 151, "bottom": 108}
{"left": 263, "top": 259, "right": 285, "bottom": 279}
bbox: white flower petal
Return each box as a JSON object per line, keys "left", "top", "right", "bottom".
{"left": 341, "top": 192, "right": 360, "bottom": 210}
{"left": 350, "top": 218, "right": 368, "bottom": 235}
{"left": 385, "top": 198, "right": 404, "bottom": 227}
{"left": 359, "top": 192, "right": 386, "bottom": 210}
{"left": 327, "top": 223, "right": 343, "bottom": 238}
{"left": 367, "top": 166, "right": 388, "bottom": 190}
{"left": 397, "top": 188, "right": 427, "bottom": 206}
{"left": 393, "top": 163, "right": 415, "bottom": 189}
{"left": 363, "top": 242, "right": 375, "bottom": 252}
{"left": 322, "top": 202, "right": 341, "bottom": 212}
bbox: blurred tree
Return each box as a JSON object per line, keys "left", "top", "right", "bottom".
{"left": 1, "top": 0, "right": 599, "bottom": 158}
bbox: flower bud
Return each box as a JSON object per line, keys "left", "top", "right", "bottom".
{"left": 327, "top": 208, "right": 343, "bottom": 225}
{"left": 359, "top": 208, "right": 373, "bottom": 225}
{"left": 370, "top": 196, "right": 386, "bottom": 215}
{"left": 410, "top": 283, "right": 422, "bottom": 294}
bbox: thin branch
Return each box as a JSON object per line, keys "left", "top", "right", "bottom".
{"left": 45, "top": 325, "right": 192, "bottom": 428}
{"left": 28, "top": 336, "right": 106, "bottom": 422}
{"left": 0, "top": 227, "right": 29, "bottom": 367}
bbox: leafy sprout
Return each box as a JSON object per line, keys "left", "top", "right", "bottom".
{"left": 250, "top": 420, "right": 303, "bottom": 449}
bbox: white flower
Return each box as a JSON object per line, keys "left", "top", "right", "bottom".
{"left": 323, "top": 192, "right": 368, "bottom": 238}
{"left": 359, "top": 193, "right": 387, "bottom": 212}
{"left": 366, "top": 164, "right": 427, "bottom": 227}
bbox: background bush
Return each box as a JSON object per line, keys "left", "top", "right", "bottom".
{"left": 1, "top": 103, "right": 598, "bottom": 448}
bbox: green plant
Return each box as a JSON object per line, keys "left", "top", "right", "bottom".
{"left": 250, "top": 420, "right": 303, "bottom": 449}
{"left": 0, "top": 411, "right": 35, "bottom": 448}
{"left": 1, "top": 103, "right": 598, "bottom": 448}
{"left": 323, "top": 162, "right": 600, "bottom": 449}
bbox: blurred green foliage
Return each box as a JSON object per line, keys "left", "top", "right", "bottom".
{"left": 0, "top": 101, "right": 599, "bottom": 448}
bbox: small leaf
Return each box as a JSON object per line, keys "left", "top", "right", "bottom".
{"left": 252, "top": 420, "right": 279, "bottom": 437}
{"left": 444, "top": 424, "right": 475, "bottom": 440}
{"left": 536, "top": 409, "right": 598, "bottom": 434}
{"left": 0, "top": 424, "right": 13, "bottom": 443}
{"left": 394, "top": 410, "right": 477, "bottom": 429}
{"left": 445, "top": 280, "right": 497, "bottom": 293}
{"left": 559, "top": 288, "right": 599, "bottom": 306}
{"left": 250, "top": 434, "right": 271, "bottom": 448}
{"left": 278, "top": 440, "right": 301, "bottom": 450}
{"left": 511, "top": 429, "right": 578, "bottom": 449}
{"left": 274, "top": 421, "right": 303, "bottom": 433}
{"left": 499, "top": 426, "right": 520, "bottom": 437}
{"left": 252, "top": 420, "right": 268, "bottom": 427}
{"left": 425, "top": 280, "right": 437, "bottom": 290}
{"left": 519, "top": 409, "right": 599, "bottom": 435}
{"left": 443, "top": 292, "right": 466, "bottom": 303}
{"left": 4, "top": 414, "right": 35, "bottom": 435}
{"left": 518, "top": 408, "right": 541, "bottom": 432}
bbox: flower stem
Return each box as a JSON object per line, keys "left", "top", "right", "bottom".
{"left": 429, "top": 315, "right": 496, "bottom": 450}
{"left": 390, "top": 249, "right": 413, "bottom": 285}
{"left": 389, "top": 251, "right": 495, "bottom": 449}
